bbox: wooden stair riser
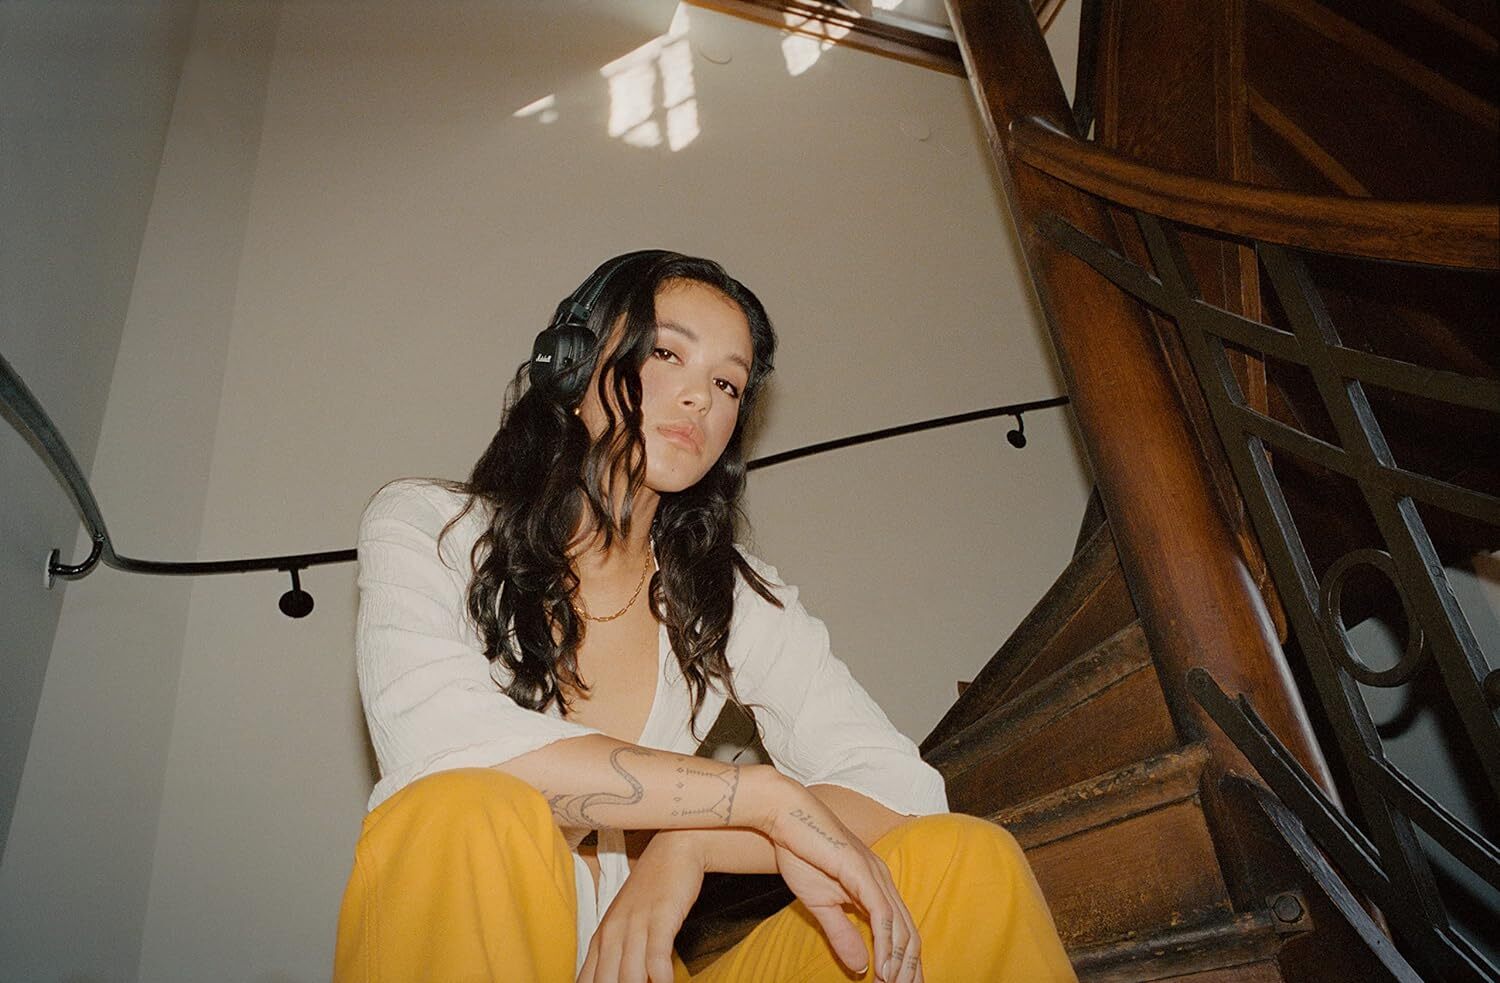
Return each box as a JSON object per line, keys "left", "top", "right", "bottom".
{"left": 933, "top": 623, "right": 1180, "bottom": 815}
{"left": 946, "top": 666, "right": 1178, "bottom": 815}
{"left": 929, "top": 621, "right": 1150, "bottom": 768}
{"left": 1002, "top": 749, "right": 1234, "bottom": 950}
{"left": 992, "top": 566, "right": 1136, "bottom": 711}
{"left": 1028, "top": 802, "right": 1230, "bottom": 947}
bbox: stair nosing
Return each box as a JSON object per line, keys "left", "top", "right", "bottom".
{"left": 1069, "top": 909, "right": 1284, "bottom": 981}
{"left": 988, "top": 741, "right": 1212, "bottom": 851}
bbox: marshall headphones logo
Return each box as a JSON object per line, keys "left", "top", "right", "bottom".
{"left": 535, "top": 354, "right": 553, "bottom": 363}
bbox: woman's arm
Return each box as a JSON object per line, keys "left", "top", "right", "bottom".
{"left": 499, "top": 735, "right": 902, "bottom": 862}
{"left": 512, "top": 735, "right": 920, "bottom": 983}
{"left": 499, "top": 733, "right": 774, "bottom": 832}
{"left": 641, "top": 783, "right": 910, "bottom": 875}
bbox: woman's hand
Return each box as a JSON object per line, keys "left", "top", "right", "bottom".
{"left": 753, "top": 774, "right": 924, "bottom": 983}
{"left": 576, "top": 768, "right": 922, "bottom": 983}
{"left": 576, "top": 832, "right": 706, "bottom": 983}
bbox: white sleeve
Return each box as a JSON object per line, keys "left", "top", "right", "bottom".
{"left": 729, "top": 554, "right": 949, "bottom": 818}
{"left": 356, "top": 480, "right": 600, "bottom": 811}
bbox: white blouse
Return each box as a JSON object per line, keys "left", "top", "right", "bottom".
{"left": 355, "top": 479, "right": 948, "bottom": 969}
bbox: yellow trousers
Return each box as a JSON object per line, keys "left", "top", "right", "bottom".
{"left": 334, "top": 769, "right": 1076, "bottom": 982}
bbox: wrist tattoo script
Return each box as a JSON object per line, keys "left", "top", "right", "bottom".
{"left": 669, "top": 761, "right": 741, "bottom": 825}
{"left": 788, "top": 807, "right": 848, "bottom": 849}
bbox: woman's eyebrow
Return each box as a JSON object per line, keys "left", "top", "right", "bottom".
{"left": 657, "top": 320, "right": 752, "bottom": 374}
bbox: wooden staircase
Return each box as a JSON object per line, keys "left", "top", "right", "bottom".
{"left": 679, "top": 520, "right": 1358, "bottom": 980}
{"left": 924, "top": 525, "right": 1311, "bottom": 981}
{"left": 679, "top": 0, "right": 1496, "bottom": 978}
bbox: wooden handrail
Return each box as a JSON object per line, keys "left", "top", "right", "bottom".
{"left": 1010, "top": 117, "right": 1500, "bottom": 270}
{"left": 945, "top": 0, "right": 1338, "bottom": 799}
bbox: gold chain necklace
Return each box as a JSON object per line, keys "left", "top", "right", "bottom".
{"left": 579, "top": 549, "right": 653, "bottom": 623}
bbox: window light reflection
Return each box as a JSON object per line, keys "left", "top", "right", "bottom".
{"left": 780, "top": 0, "right": 911, "bottom": 76}
{"left": 780, "top": 14, "right": 851, "bottom": 77}
{"left": 600, "top": 5, "right": 700, "bottom": 152}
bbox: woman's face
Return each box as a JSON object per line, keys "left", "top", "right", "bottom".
{"left": 577, "top": 279, "right": 754, "bottom": 495}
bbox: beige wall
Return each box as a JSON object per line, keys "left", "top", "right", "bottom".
{"left": 0, "top": 4, "right": 274, "bottom": 979}
{"left": 5, "top": 3, "right": 1089, "bottom": 979}
{"left": 0, "top": 0, "right": 197, "bottom": 866}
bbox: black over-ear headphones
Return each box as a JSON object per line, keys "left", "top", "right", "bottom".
{"left": 530, "top": 249, "right": 671, "bottom": 403}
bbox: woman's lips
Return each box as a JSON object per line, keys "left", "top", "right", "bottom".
{"left": 657, "top": 423, "right": 703, "bottom": 453}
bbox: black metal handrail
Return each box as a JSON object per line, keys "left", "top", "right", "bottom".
{"left": 3, "top": 347, "right": 1067, "bottom": 616}
{"left": 1029, "top": 191, "right": 1498, "bottom": 978}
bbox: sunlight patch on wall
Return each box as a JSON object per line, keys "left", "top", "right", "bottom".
{"left": 513, "top": 94, "right": 559, "bottom": 125}
{"left": 599, "top": 5, "right": 699, "bottom": 152}
{"left": 781, "top": 1, "right": 911, "bottom": 76}
{"left": 780, "top": 13, "right": 850, "bottom": 77}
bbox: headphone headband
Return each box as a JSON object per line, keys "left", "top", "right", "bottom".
{"left": 546, "top": 249, "right": 670, "bottom": 333}
{"left": 531, "top": 249, "right": 672, "bottom": 399}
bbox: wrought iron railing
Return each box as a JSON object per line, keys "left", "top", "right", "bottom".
{"left": 1015, "top": 123, "right": 1499, "bottom": 979}
{"left": 2, "top": 346, "right": 1066, "bottom": 616}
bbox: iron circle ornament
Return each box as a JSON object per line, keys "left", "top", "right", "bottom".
{"left": 1319, "top": 548, "right": 1429, "bottom": 688}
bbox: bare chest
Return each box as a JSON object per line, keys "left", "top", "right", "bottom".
{"left": 566, "top": 604, "right": 662, "bottom": 743}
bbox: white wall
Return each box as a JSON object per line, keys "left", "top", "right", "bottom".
{"left": 5, "top": 3, "right": 1090, "bottom": 980}
{"left": 0, "top": 4, "right": 272, "bottom": 980}
{"left": 0, "top": 0, "right": 197, "bottom": 863}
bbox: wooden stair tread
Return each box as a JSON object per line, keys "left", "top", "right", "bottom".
{"left": 921, "top": 520, "right": 1136, "bottom": 754}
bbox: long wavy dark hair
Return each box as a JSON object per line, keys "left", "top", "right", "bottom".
{"left": 443, "top": 251, "right": 780, "bottom": 737}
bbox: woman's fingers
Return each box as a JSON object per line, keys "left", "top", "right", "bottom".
{"left": 618, "top": 918, "right": 649, "bottom": 983}
{"left": 577, "top": 909, "right": 679, "bottom": 983}
{"left": 852, "top": 855, "right": 918, "bottom": 983}
{"left": 803, "top": 902, "right": 871, "bottom": 975}
{"left": 765, "top": 792, "right": 927, "bottom": 983}
{"left": 645, "top": 914, "right": 679, "bottom": 983}
{"left": 873, "top": 861, "right": 921, "bottom": 983}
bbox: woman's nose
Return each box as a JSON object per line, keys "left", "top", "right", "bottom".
{"left": 680, "top": 377, "right": 711, "bottom": 411}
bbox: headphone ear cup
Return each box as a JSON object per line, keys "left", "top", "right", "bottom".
{"left": 531, "top": 323, "right": 598, "bottom": 402}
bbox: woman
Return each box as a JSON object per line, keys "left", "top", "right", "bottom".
{"left": 335, "top": 251, "right": 1074, "bottom": 983}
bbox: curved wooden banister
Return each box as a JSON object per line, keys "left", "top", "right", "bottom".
{"left": 1009, "top": 117, "right": 1500, "bottom": 270}
{"left": 946, "top": 0, "right": 1339, "bottom": 802}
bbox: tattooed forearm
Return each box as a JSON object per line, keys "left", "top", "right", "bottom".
{"left": 669, "top": 761, "right": 741, "bottom": 825}
{"left": 788, "top": 807, "right": 849, "bottom": 849}
{"left": 534, "top": 747, "right": 743, "bottom": 829}
{"left": 539, "top": 746, "right": 650, "bottom": 827}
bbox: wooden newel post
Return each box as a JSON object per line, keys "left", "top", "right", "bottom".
{"left": 943, "top": 0, "right": 1336, "bottom": 797}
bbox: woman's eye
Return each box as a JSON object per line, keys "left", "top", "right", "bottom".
{"left": 652, "top": 347, "right": 680, "bottom": 363}
{"left": 715, "top": 379, "right": 742, "bottom": 398}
